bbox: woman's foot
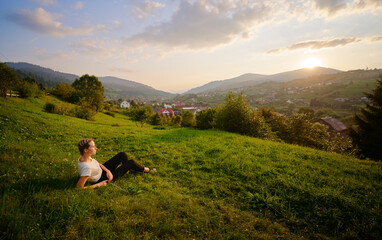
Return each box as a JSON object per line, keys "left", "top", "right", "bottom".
{"left": 144, "top": 167, "right": 157, "bottom": 173}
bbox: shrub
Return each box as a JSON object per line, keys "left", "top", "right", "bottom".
{"left": 17, "top": 82, "right": 42, "bottom": 98}
{"left": 287, "top": 114, "right": 329, "bottom": 150}
{"left": 44, "top": 102, "right": 70, "bottom": 115}
{"left": 44, "top": 102, "right": 56, "bottom": 113}
{"left": 104, "top": 111, "right": 115, "bottom": 117}
{"left": 150, "top": 113, "right": 162, "bottom": 126}
{"left": 196, "top": 108, "right": 216, "bottom": 130}
{"left": 327, "top": 133, "right": 357, "bottom": 156}
{"left": 70, "top": 106, "right": 96, "bottom": 120}
{"left": 247, "top": 110, "right": 277, "bottom": 140}
{"left": 54, "top": 105, "right": 71, "bottom": 115}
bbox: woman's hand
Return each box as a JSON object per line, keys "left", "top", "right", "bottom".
{"left": 77, "top": 176, "right": 108, "bottom": 189}
{"left": 98, "top": 180, "right": 108, "bottom": 187}
{"left": 90, "top": 180, "right": 108, "bottom": 188}
{"left": 107, "top": 171, "right": 113, "bottom": 181}
{"left": 100, "top": 164, "right": 113, "bottom": 182}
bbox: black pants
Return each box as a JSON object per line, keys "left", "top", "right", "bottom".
{"left": 96, "top": 152, "right": 144, "bottom": 183}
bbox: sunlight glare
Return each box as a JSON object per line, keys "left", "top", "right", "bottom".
{"left": 300, "top": 58, "right": 322, "bottom": 69}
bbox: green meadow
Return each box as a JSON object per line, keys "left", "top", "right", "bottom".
{"left": 0, "top": 96, "right": 381, "bottom": 239}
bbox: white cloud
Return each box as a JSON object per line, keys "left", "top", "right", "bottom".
{"left": 31, "top": 47, "right": 72, "bottom": 61}
{"left": 6, "top": 8, "right": 93, "bottom": 37}
{"left": 313, "top": 0, "right": 348, "bottom": 16}
{"left": 108, "top": 66, "right": 135, "bottom": 73}
{"left": 312, "top": 0, "right": 382, "bottom": 16}
{"left": 370, "top": 36, "right": 382, "bottom": 42}
{"left": 132, "top": 1, "right": 165, "bottom": 19}
{"left": 266, "top": 37, "right": 382, "bottom": 53}
{"left": 32, "top": 0, "right": 56, "bottom": 6}
{"left": 69, "top": 38, "right": 119, "bottom": 58}
{"left": 96, "top": 24, "right": 109, "bottom": 33}
{"left": 74, "top": 1, "right": 84, "bottom": 10}
{"left": 126, "top": 0, "right": 272, "bottom": 50}
{"left": 113, "top": 20, "right": 121, "bottom": 28}
{"left": 353, "top": 0, "right": 382, "bottom": 9}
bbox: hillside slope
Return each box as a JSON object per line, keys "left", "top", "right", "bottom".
{"left": 0, "top": 96, "right": 381, "bottom": 239}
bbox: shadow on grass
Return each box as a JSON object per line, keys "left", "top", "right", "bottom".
{"left": 12, "top": 176, "right": 78, "bottom": 193}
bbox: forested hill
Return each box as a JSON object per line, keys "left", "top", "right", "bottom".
{"left": 6, "top": 62, "right": 77, "bottom": 87}
{"left": 6, "top": 62, "right": 175, "bottom": 100}
{"left": 99, "top": 76, "right": 175, "bottom": 100}
{"left": 185, "top": 67, "right": 342, "bottom": 94}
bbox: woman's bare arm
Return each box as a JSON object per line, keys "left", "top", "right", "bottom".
{"left": 76, "top": 176, "right": 108, "bottom": 189}
{"left": 100, "top": 164, "right": 113, "bottom": 181}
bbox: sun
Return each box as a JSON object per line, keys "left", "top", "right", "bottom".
{"left": 300, "top": 58, "right": 322, "bottom": 69}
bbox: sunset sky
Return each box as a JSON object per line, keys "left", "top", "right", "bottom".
{"left": 1, "top": 0, "right": 382, "bottom": 93}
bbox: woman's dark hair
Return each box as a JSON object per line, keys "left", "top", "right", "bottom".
{"left": 78, "top": 139, "right": 94, "bottom": 155}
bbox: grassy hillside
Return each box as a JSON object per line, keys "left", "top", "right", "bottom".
{"left": 0, "top": 96, "right": 381, "bottom": 239}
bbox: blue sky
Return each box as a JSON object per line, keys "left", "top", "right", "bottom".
{"left": 1, "top": 0, "right": 382, "bottom": 93}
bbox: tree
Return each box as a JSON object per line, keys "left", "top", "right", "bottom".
{"left": 16, "top": 76, "right": 42, "bottom": 98}
{"left": 287, "top": 113, "right": 329, "bottom": 150}
{"left": 130, "top": 100, "right": 137, "bottom": 108}
{"left": 215, "top": 92, "right": 251, "bottom": 134}
{"left": 172, "top": 115, "right": 182, "bottom": 127}
{"left": 71, "top": 74, "right": 104, "bottom": 111}
{"left": 298, "top": 107, "right": 315, "bottom": 120}
{"left": 181, "top": 110, "right": 195, "bottom": 127}
{"left": 350, "top": 75, "right": 382, "bottom": 160}
{"left": 54, "top": 82, "right": 74, "bottom": 100}
{"left": 259, "top": 108, "right": 289, "bottom": 141}
{"left": 0, "top": 62, "right": 18, "bottom": 98}
{"left": 130, "top": 106, "right": 152, "bottom": 127}
{"left": 247, "top": 110, "right": 276, "bottom": 140}
{"left": 196, "top": 108, "right": 216, "bottom": 130}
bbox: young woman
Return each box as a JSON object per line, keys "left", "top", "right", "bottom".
{"left": 76, "top": 139, "right": 156, "bottom": 189}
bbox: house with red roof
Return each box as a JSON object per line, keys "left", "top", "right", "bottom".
{"left": 158, "top": 108, "right": 174, "bottom": 117}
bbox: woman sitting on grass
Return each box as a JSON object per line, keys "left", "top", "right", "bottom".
{"left": 76, "top": 138, "right": 156, "bottom": 189}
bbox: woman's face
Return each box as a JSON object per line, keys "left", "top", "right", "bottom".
{"left": 85, "top": 141, "right": 97, "bottom": 155}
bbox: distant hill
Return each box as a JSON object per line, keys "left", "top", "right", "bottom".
{"left": 98, "top": 76, "right": 175, "bottom": 100}
{"left": 184, "top": 67, "right": 342, "bottom": 94}
{"left": 5, "top": 62, "right": 174, "bottom": 100}
{"left": 6, "top": 62, "right": 78, "bottom": 87}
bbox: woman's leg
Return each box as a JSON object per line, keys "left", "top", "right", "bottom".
{"left": 103, "top": 152, "right": 129, "bottom": 171}
{"left": 103, "top": 152, "right": 146, "bottom": 180}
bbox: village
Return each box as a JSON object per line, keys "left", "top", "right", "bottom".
{"left": 115, "top": 96, "right": 351, "bottom": 141}
{"left": 117, "top": 99, "right": 209, "bottom": 117}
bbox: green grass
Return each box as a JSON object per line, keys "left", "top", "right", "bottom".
{"left": 1, "top": 96, "right": 381, "bottom": 239}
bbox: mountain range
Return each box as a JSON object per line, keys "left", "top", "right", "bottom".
{"left": 184, "top": 67, "right": 342, "bottom": 94}
{"left": 6, "top": 62, "right": 344, "bottom": 100}
{"left": 6, "top": 62, "right": 175, "bottom": 100}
